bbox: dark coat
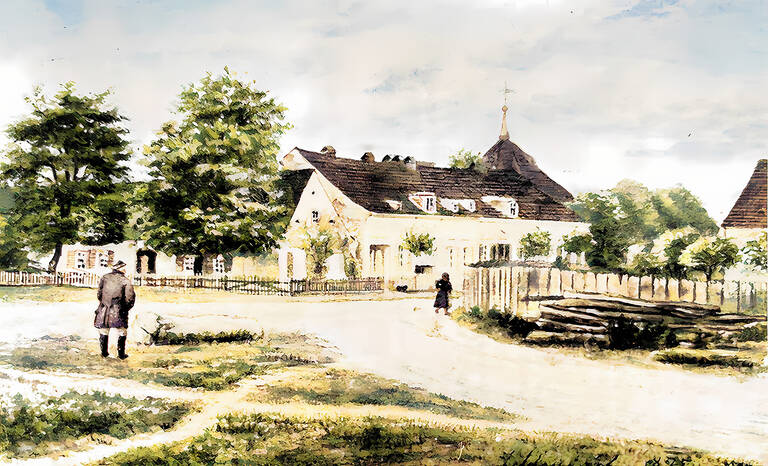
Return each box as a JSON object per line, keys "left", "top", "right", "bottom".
{"left": 94, "top": 271, "right": 136, "bottom": 329}
{"left": 433, "top": 279, "right": 452, "bottom": 309}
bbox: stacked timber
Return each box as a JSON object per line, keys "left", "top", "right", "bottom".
{"left": 527, "top": 297, "right": 765, "bottom": 347}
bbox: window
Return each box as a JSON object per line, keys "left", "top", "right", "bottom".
{"left": 97, "top": 252, "right": 109, "bottom": 268}
{"left": 311, "top": 210, "right": 319, "bottom": 223}
{"left": 425, "top": 196, "right": 435, "bottom": 213}
{"left": 463, "top": 247, "right": 470, "bottom": 265}
{"left": 398, "top": 246, "right": 405, "bottom": 267}
{"left": 492, "top": 244, "right": 511, "bottom": 261}
{"left": 408, "top": 192, "right": 437, "bottom": 214}
{"left": 212, "top": 255, "right": 225, "bottom": 274}
{"left": 508, "top": 200, "right": 519, "bottom": 218}
{"left": 478, "top": 245, "right": 486, "bottom": 261}
{"left": 183, "top": 255, "right": 196, "bottom": 272}
{"left": 75, "top": 251, "right": 87, "bottom": 269}
{"left": 448, "top": 247, "right": 454, "bottom": 268}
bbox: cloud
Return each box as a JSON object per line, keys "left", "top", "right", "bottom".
{"left": 0, "top": 0, "right": 765, "bottom": 223}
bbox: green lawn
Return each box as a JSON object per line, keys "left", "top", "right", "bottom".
{"left": 93, "top": 412, "right": 752, "bottom": 465}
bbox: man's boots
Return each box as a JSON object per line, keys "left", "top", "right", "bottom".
{"left": 99, "top": 334, "right": 109, "bottom": 358}
{"left": 117, "top": 335, "right": 128, "bottom": 360}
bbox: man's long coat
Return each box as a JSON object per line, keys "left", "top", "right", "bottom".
{"left": 94, "top": 271, "right": 136, "bottom": 329}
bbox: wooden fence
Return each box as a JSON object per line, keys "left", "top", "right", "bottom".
{"left": 0, "top": 271, "right": 383, "bottom": 296}
{"left": 464, "top": 266, "right": 768, "bottom": 316}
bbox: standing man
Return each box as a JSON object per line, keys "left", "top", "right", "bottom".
{"left": 94, "top": 260, "right": 135, "bottom": 359}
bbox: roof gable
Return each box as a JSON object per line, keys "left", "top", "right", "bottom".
{"left": 722, "top": 159, "right": 767, "bottom": 229}
{"left": 293, "top": 148, "right": 578, "bottom": 222}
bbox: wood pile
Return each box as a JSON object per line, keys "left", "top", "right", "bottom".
{"left": 526, "top": 297, "right": 765, "bottom": 347}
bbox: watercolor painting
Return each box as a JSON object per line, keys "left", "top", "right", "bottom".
{"left": 0, "top": 1, "right": 766, "bottom": 464}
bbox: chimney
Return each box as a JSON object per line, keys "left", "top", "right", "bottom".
{"left": 361, "top": 152, "right": 375, "bottom": 163}
{"left": 320, "top": 145, "right": 336, "bottom": 158}
{"left": 404, "top": 156, "right": 417, "bottom": 170}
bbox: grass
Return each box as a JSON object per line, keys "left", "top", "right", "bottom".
{"left": 253, "top": 366, "right": 520, "bottom": 422}
{"left": 0, "top": 391, "right": 190, "bottom": 459}
{"left": 93, "top": 412, "right": 752, "bottom": 465}
{"left": 452, "top": 307, "right": 767, "bottom": 377}
{"left": 653, "top": 349, "right": 759, "bottom": 369}
{"left": 0, "top": 332, "right": 332, "bottom": 391}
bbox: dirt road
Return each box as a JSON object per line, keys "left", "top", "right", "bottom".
{"left": 0, "top": 297, "right": 766, "bottom": 462}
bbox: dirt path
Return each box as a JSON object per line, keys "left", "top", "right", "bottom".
{"left": 0, "top": 299, "right": 766, "bottom": 463}
{"left": 6, "top": 368, "right": 518, "bottom": 465}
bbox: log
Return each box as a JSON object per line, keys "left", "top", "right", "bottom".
{"left": 536, "top": 318, "right": 607, "bottom": 334}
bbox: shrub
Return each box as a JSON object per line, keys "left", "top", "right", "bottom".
{"left": 488, "top": 308, "right": 538, "bottom": 338}
{"left": 467, "top": 305, "right": 483, "bottom": 319}
{"left": 736, "top": 324, "right": 767, "bottom": 342}
{"left": 607, "top": 319, "right": 669, "bottom": 350}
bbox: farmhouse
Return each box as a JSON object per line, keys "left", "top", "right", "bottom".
{"left": 720, "top": 158, "right": 767, "bottom": 247}
{"left": 278, "top": 107, "right": 588, "bottom": 288}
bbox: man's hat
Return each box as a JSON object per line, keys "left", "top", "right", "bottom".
{"left": 113, "top": 260, "right": 127, "bottom": 271}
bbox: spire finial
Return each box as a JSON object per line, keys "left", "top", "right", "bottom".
{"left": 500, "top": 82, "right": 514, "bottom": 141}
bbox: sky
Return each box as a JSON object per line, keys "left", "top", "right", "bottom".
{"left": 0, "top": 0, "right": 766, "bottom": 223}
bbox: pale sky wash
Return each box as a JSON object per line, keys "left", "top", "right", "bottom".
{"left": 0, "top": 0, "right": 765, "bottom": 222}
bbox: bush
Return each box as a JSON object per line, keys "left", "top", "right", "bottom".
{"left": 154, "top": 329, "right": 260, "bottom": 346}
{"left": 736, "top": 324, "right": 767, "bottom": 342}
{"left": 467, "top": 305, "right": 483, "bottom": 319}
{"left": 607, "top": 319, "right": 669, "bottom": 350}
{"left": 487, "top": 308, "right": 538, "bottom": 338}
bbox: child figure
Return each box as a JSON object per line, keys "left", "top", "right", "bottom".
{"left": 433, "top": 272, "right": 452, "bottom": 315}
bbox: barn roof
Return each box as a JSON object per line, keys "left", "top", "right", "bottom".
{"left": 293, "top": 148, "right": 579, "bottom": 222}
{"left": 722, "top": 159, "right": 767, "bottom": 229}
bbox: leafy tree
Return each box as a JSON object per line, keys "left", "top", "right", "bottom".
{"left": 0, "top": 83, "right": 131, "bottom": 271}
{"left": 570, "top": 181, "right": 719, "bottom": 272}
{"left": 651, "top": 187, "right": 718, "bottom": 235}
{"left": 661, "top": 231, "right": 700, "bottom": 279}
{"left": 137, "top": 68, "right": 291, "bottom": 258}
{"left": 569, "top": 193, "right": 634, "bottom": 270}
{"left": 448, "top": 148, "right": 484, "bottom": 171}
{"left": 0, "top": 213, "right": 29, "bottom": 270}
{"left": 628, "top": 252, "right": 664, "bottom": 276}
{"left": 742, "top": 232, "right": 767, "bottom": 271}
{"left": 520, "top": 230, "right": 551, "bottom": 260}
{"left": 402, "top": 232, "right": 435, "bottom": 256}
{"left": 681, "top": 237, "right": 740, "bottom": 281}
{"left": 561, "top": 232, "right": 592, "bottom": 255}
{"left": 303, "top": 227, "right": 338, "bottom": 278}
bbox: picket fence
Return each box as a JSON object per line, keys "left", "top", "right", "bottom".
{"left": 0, "top": 271, "right": 383, "bottom": 296}
{"left": 464, "top": 266, "right": 768, "bottom": 316}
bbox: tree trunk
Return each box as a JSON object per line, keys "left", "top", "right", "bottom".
{"left": 48, "top": 243, "right": 63, "bottom": 272}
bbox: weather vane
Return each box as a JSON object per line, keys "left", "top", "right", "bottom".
{"left": 502, "top": 81, "right": 515, "bottom": 106}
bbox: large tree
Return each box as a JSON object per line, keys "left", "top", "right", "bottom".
{"left": 137, "top": 68, "right": 292, "bottom": 258}
{"left": 0, "top": 83, "right": 131, "bottom": 271}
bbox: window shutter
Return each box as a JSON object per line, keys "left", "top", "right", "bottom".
{"left": 66, "top": 250, "right": 76, "bottom": 268}
{"left": 87, "top": 249, "right": 97, "bottom": 268}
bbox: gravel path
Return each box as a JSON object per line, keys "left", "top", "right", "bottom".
{"left": 0, "top": 298, "right": 766, "bottom": 463}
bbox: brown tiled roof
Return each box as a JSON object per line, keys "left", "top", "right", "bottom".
{"left": 722, "top": 159, "right": 767, "bottom": 229}
{"left": 294, "top": 148, "right": 579, "bottom": 222}
{"left": 482, "top": 139, "right": 573, "bottom": 203}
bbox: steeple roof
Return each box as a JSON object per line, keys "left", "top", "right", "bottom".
{"left": 722, "top": 159, "right": 767, "bottom": 229}
{"left": 482, "top": 138, "right": 573, "bottom": 203}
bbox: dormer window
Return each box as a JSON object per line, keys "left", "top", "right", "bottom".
{"left": 439, "top": 198, "right": 460, "bottom": 213}
{"left": 481, "top": 196, "right": 519, "bottom": 218}
{"left": 385, "top": 200, "right": 402, "bottom": 211}
{"left": 408, "top": 192, "right": 437, "bottom": 214}
{"left": 508, "top": 200, "right": 519, "bottom": 218}
{"left": 459, "top": 199, "right": 476, "bottom": 212}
